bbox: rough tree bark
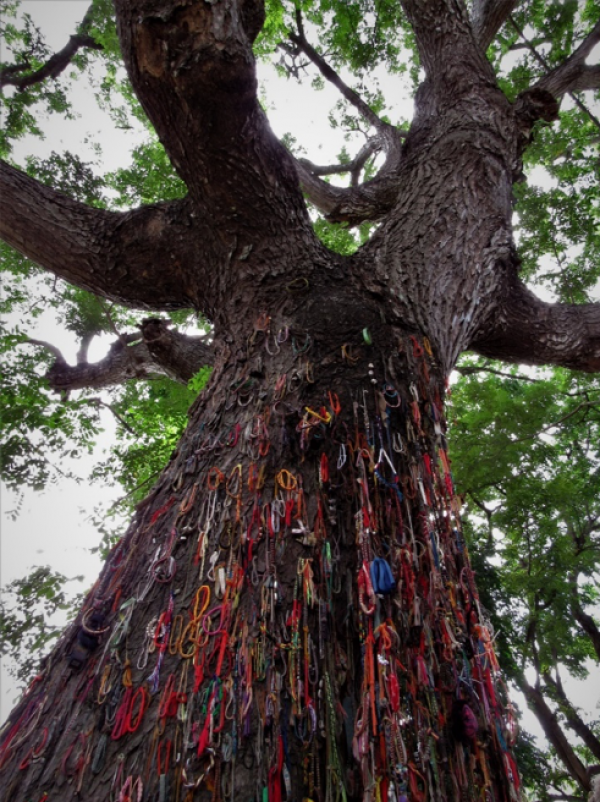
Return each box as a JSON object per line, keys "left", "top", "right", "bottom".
{"left": 1, "top": 1, "right": 599, "bottom": 801}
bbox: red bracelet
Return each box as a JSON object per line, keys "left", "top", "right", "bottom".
{"left": 126, "top": 686, "right": 149, "bottom": 733}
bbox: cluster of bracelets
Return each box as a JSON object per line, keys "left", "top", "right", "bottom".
{"left": 0, "top": 315, "right": 520, "bottom": 802}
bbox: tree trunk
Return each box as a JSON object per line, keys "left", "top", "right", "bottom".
{"left": 3, "top": 2, "right": 598, "bottom": 800}
{"left": 0, "top": 295, "right": 521, "bottom": 801}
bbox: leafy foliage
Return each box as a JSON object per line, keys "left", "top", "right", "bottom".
{"left": 0, "top": 1, "right": 69, "bottom": 155}
{"left": 514, "top": 109, "right": 600, "bottom": 302}
{"left": 0, "top": 567, "right": 84, "bottom": 686}
{"left": 451, "top": 359, "right": 600, "bottom": 669}
{"left": 0, "top": 330, "right": 102, "bottom": 492}
{"left": 450, "top": 358, "right": 600, "bottom": 797}
{"left": 106, "top": 136, "right": 187, "bottom": 207}
{"left": 491, "top": 3, "right": 600, "bottom": 306}
{"left": 90, "top": 374, "right": 200, "bottom": 507}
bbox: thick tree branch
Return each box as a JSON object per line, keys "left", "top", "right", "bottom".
{"left": 471, "top": 0, "right": 519, "bottom": 52}
{"left": 0, "top": 161, "right": 225, "bottom": 315}
{"left": 29, "top": 319, "right": 213, "bottom": 394}
{"left": 400, "top": 0, "right": 495, "bottom": 87}
{"left": 510, "top": 17, "right": 600, "bottom": 131}
{"left": 534, "top": 20, "right": 600, "bottom": 100}
{"left": 113, "top": 0, "right": 311, "bottom": 243}
{"left": 140, "top": 318, "right": 212, "bottom": 385}
{"left": 24, "top": 337, "right": 66, "bottom": 364}
{"left": 470, "top": 281, "right": 600, "bottom": 373}
{"left": 294, "top": 161, "right": 401, "bottom": 225}
{"left": 0, "top": 2, "right": 102, "bottom": 91}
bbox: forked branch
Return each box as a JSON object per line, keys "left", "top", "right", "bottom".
{"left": 288, "top": 9, "right": 404, "bottom": 224}
{"left": 0, "top": 3, "right": 102, "bottom": 91}
{"left": 299, "top": 139, "right": 383, "bottom": 186}
{"left": 26, "top": 319, "right": 213, "bottom": 394}
{"left": 113, "top": 0, "right": 311, "bottom": 242}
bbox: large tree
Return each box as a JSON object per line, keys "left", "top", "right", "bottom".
{"left": 1, "top": 1, "right": 599, "bottom": 800}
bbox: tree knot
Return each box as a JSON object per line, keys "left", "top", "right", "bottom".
{"left": 514, "top": 87, "right": 560, "bottom": 127}
{"left": 141, "top": 317, "right": 171, "bottom": 343}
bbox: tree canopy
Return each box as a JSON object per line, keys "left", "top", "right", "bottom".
{"left": 1, "top": 1, "right": 599, "bottom": 801}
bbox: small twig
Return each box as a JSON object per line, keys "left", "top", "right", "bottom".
{"left": 107, "top": 470, "right": 161, "bottom": 512}
{"left": 511, "top": 400, "right": 597, "bottom": 444}
{"left": 508, "top": 39, "right": 550, "bottom": 53}
{"left": 97, "top": 298, "right": 126, "bottom": 344}
{"left": 30, "top": 442, "right": 74, "bottom": 482}
{"left": 457, "top": 364, "right": 543, "bottom": 382}
{"left": 23, "top": 337, "right": 66, "bottom": 363}
{"left": 83, "top": 397, "right": 137, "bottom": 435}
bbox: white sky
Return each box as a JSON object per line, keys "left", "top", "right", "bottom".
{"left": 1, "top": 0, "right": 598, "bottom": 759}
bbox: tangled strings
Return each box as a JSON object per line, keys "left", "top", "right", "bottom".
{"left": 0, "top": 326, "right": 520, "bottom": 802}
